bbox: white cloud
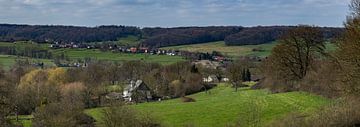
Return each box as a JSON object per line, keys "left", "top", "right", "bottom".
{"left": 0, "top": 0, "right": 350, "bottom": 27}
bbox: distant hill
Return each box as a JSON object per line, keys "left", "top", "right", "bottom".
{"left": 224, "top": 26, "right": 344, "bottom": 46}
{"left": 0, "top": 24, "right": 141, "bottom": 43}
{"left": 143, "top": 26, "right": 343, "bottom": 47}
{"left": 140, "top": 26, "right": 243, "bottom": 47}
{"left": 0, "top": 24, "right": 343, "bottom": 47}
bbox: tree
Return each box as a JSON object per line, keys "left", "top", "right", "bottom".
{"left": 266, "top": 26, "right": 325, "bottom": 81}
{"left": 227, "top": 61, "right": 244, "bottom": 91}
{"left": 350, "top": 0, "right": 360, "bottom": 17}
{"left": 335, "top": 0, "right": 360, "bottom": 95}
{"left": 101, "top": 103, "right": 159, "bottom": 127}
{"left": 0, "top": 67, "right": 15, "bottom": 126}
{"left": 246, "top": 68, "right": 251, "bottom": 82}
{"left": 32, "top": 97, "right": 92, "bottom": 127}
{"left": 47, "top": 68, "right": 67, "bottom": 86}
{"left": 16, "top": 69, "right": 62, "bottom": 114}
{"left": 169, "top": 80, "right": 186, "bottom": 97}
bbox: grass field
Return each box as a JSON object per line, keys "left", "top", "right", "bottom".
{"left": 0, "top": 42, "right": 185, "bottom": 67}
{"left": 85, "top": 83, "right": 330, "bottom": 127}
{"left": 117, "top": 35, "right": 141, "bottom": 46}
{"left": 0, "top": 55, "right": 55, "bottom": 69}
{"left": 51, "top": 49, "right": 184, "bottom": 65}
{"left": 0, "top": 41, "right": 49, "bottom": 49}
{"left": 10, "top": 115, "right": 33, "bottom": 127}
{"left": 161, "top": 41, "right": 277, "bottom": 58}
{"left": 162, "top": 41, "right": 338, "bottom": 58}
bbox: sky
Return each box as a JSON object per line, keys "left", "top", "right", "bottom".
{"left": 0, "top": 0, "right": 351, "bottom": 27}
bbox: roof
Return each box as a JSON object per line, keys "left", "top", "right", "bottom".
{"left": 106, "top": 92, "right": 122, "bottom": 99}
{"left": 124, "top": 80, "right": 149, "bottom": 92}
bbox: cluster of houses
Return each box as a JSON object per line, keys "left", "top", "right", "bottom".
{"left": 49, "top": 42, "right": 181, "bottom": 56}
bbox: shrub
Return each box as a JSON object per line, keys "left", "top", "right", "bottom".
{"left": 101, "top": 104, "right": 160, "bottom": 127}
{"left": 181, "top": 97, "right": 196, "bottom": 103}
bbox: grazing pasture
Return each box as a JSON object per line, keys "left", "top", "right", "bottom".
{"left": 0, "top": 42, "right": 185, "bottom": 68}
{"left": 161, "top": 41, "right": 276, "bottom": 58}
{"left": 86, "top": 83, "right": 330, "bottom": 127}
{"left": 0, "top": 55, "right": 55, "bottom": 69}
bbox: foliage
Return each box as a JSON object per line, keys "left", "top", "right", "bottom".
{"left": 224, "top": 26, "right": 290, "bottom": 46}
{"left": 226, "top": 59, "right": 250, "bottom": 91}
{"left": 47, "top": 68, "right": 67, "bottom": 86}
{"left": 0, "top": 67, "right": 15, "bottom": 126}
{"left": 224, "top": 26, "right": 342, "bottom": 46}
{"left": 101, "top": 103, "right": 160, "bottom": 127}
{"left": 335, "top": 0, "right": 360, "bottom": 95}
{"left": 267, "top": 26, "right": 325, "bottom": 81}
{"left": 32, "top": 100, "right": 93, "bottom": 127}
{"left": 141, "top": 26, "right": 242, "bottom": 48}
{"left": 0, "top": 24, "right": 141, "bottom": 43}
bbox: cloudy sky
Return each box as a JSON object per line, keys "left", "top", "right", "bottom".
{"left": 0, "top": 0, "right": 351, "bottom": 27}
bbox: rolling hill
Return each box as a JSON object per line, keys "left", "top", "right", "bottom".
{"left": 161, "top": 41, "right": 277, "bottom": 58}
{"left": 85, "top": 83, "right": 330, "bottom": 127}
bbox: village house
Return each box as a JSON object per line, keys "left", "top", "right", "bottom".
{"left": 123, "top": 80, "right": 152, "bottom": 102}
{"left": 130, "top": 47, "right": 137, "bottom": 53}
{"left": 203, "top": 75, "right": 219, "bottom": 83}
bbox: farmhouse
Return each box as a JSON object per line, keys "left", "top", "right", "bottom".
{"left": 203, "top": 75, "right": 219, "bottom": 83}
{"left": 123, "top": 80, "right": 152, "bottom": 102}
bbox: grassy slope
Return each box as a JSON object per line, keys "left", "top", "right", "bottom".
{"left": 86, "top": 84, "right": 330, "bottom": 127}
{"left": 117, "top": 35, "right": 141, "bottom": 46}
{"left": 161, "top": 41, "right": 337, "bottom": 58}
{"left": 161, "top": 41, "right": 277, "bottom": 58}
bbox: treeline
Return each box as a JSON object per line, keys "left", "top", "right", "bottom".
{"left": 0, "top": 24, "right": 141, "bottom": 43}
{"left": 0, "top": 45, "right": 53, "bottom": 59}
{"left": 141, "top": 26, "right": 343, "bottom": 47}
{"left": 0, "top": 24, "right": 343, "bottom": 48}
{"left": 224, "top": 26, "right": 344, "bottom": 46}
{"left": 140, "top": 26, "right": 243, "bottom": 47}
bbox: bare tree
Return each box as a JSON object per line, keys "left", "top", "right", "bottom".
{"left": 266, "top": 26, "right": 325, "bottom": 81}
{"left": 350, "top": 0, "right": 360, "bottom": 18}
{"left": 226, "top": 61, "right": 244, "bottom": 92}
{"left": 0, "top": 67, "right": 15, "bottom": 126}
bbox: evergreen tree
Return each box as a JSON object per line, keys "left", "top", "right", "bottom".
{"left": 246, "top": 68, "right": 251, "bottom": 81}
{"left": 242, "top": 69, "right": 246, "bottom": 81}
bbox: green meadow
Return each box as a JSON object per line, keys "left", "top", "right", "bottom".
{"left": 0, "top": 55, "right": 55, "bottom": 69}
{"left": 0, "top": 42, "right": 185, "bottom": 68}
{"left": 161, "top": 41, "right": 277, "bottom": 58}
{"left": 86, "top": 83, "right": 330, "bottom": 127}
{"left": 161, "top": 41, "right": 337, "bottom": 58}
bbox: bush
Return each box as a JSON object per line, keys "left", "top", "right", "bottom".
{"left": 181, "top": 97, "right": 196, "bottom": 103}
{"left": 101, "top": 104, "right": 160, "bottom": 127}
{"left": 75, "top": 113, "right": 95, "bottom": 127}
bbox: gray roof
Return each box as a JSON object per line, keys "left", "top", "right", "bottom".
{"left": 124, "top": 80, "right": 145, "bottom": 92}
